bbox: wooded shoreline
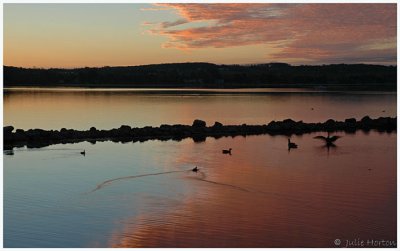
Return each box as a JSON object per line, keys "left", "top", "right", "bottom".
{"left": 4, "top": 63, "right": 396, "bottom": 91}
{"left": 4, "top": 116, "right": 396, "bottom": 149}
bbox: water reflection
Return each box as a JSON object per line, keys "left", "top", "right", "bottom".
{"left": 107, "top": 132, "right": 396, "bottom": 248}
{"left": 4, "top": 131, "right": 396, "bottom": 247}
{"left": 4, "top": 88, "right": 396, "bottom": 130}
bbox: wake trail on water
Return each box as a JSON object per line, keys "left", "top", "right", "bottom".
{"left": 197, "top": 178, "right": 251, "bottom": 193}
{"left": 87, "top": 168, "right": 257, "bottom": 195}
{"left": 189, "top": 171, "right": 251, "bottom": 193}
{"left": 87, "top": 170, "right": 187, "bottom": 193}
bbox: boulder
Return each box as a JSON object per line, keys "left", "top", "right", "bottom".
{"left": 213, "top": 121, "right": 223, "bottom": 127}
{"left": 361, "top": 116, "right": 372, "bottom": 123}
{"left": 11, "top": 129, "right": 27, "bottom": 141}
{"left": 119, "top": 125, "right": 131, "bottom": 131}
{"left": 192, "top": 119, "right": 206, "bottom": 128}
{"left": 344, "top": 118, "right": 357, "bottom": 131}
{"left": 117, "top": 125, "right": 132, "bottom": 137}
{"left": 345, "top": 118, "right": 357, "bottom": 124}
{"left": 266, "top": 121, "right": 281, "bottom": 131}
{"left": 324, "top": 119, "right": 336, "bottom": 128}
{"left": 360, "top": 116, "right": 373, "bottom": 129}
{"left": 373, "top": 117, "right": 392, "bottom": 128}
{"left": 88, "top": 127, "right": 101, "bottom": 138}
{"left": 324, "top": 119, "right": 336, "bottom": 125}
{"left": 4, "top": 126, "right": 14, "bottom": 141}
{"left": 280, "top": 119, "right": 297, "bottom": 130}
{"left": 26, "top": 129, "right": 47, "bottom": 139}
{"left": 4, "top": 126, "right": 14, "bottom": 134}
{"left": 282, "top": 119, "right": 296, "bottom": 124}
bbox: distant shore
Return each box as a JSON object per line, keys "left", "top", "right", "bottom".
{"left": 3, "top": 83, "right": 396, "bottom": 91}
{"left": 4, "top": 63, "right": 396, "bottom": 91}
{"left": 4, "top": 116, "right": 396, "bottom": 149}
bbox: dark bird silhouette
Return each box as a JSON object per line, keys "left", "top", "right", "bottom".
{"left": 222, "top": 148, "right": 232, "bottom": 154}
{"left": 288, "top": 138, "right": 298, "bottom": 149}
{"left": 192, "top": 166, "right": 199, "bottom": 172}
{"left": 4, "top": 150, "right": 14, "bottom": 156}
{"left": 314, "top": 133, "right": 341, "bottom": 146}
{"left": 80, "top": 150, "right": 85, "bottom": 155}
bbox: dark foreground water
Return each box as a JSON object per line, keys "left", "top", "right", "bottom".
{"left": 4, "top": 131, "right": 396, "bottom": 247}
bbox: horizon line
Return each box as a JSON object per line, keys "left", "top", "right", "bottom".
{"left": 4, "top": 61, "right": 397, "bottom": 70}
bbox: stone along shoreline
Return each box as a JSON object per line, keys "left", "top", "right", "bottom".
{"left": 3, "top": 116, "right": 396, "bottom": 149}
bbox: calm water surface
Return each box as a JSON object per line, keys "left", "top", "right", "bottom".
{"left": 3, "top": 88, "right": 396, "bottom": 247}
{"left": 4, "top": 88, "right": 396, "bottom": 130}
{"left": 4, "top": 131, "right": 396, "bottom": 247}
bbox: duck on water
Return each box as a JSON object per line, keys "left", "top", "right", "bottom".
{"left": 222, "top": 148, "right": 232, "bottom": 154}
{"left": 288, "top": 138, "right": 298, "bottom": 149}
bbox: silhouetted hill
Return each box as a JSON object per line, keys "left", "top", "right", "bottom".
{"left": 3, "top": 62, "right": 396, "bottom": 90}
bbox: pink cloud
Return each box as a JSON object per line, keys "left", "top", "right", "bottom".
{"left": 144, "top": 4, "right": 396, "bottom": 64}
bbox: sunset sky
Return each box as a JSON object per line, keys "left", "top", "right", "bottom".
{"left": 4, "top": 3, "right": 397, "bottom": 68}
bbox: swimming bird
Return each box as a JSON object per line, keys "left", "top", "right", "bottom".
{"left": 80, "top": 150, "right": 86, "bottom": 155}
{"left": 222, "top": 148, "right": 232, "bottom": 154}
{"left": 5, "top": 150, "right": 14, "bottom": 156}
{"left": 288, "top": 138, "right": 298, "bottom": 149}
{"left": 314, "top": 133, "right": 341, "bottom": 146}
{"left": 192, "top": 166, "right": 199, "bottom": 172}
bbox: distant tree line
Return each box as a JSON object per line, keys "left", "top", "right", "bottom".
{"left": 3, "top": 62, "right": 396, "bottom": 90}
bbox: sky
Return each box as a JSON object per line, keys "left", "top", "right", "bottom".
{"left": 3, "top": 3, "right": 397, "bottom": 68}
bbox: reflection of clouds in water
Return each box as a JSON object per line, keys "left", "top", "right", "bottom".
{"left": 109, "top": 132, "right": 395, "bottom": 247}
{"left": 4, "top": 131, "right": 396, "bottom": 247}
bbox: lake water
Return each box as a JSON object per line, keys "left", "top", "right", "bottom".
{"left": 4, "top": 88, "right": 396, "bottom": 130}
{"left": 3, "top": 88, "right": 397, "bottom": 247}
